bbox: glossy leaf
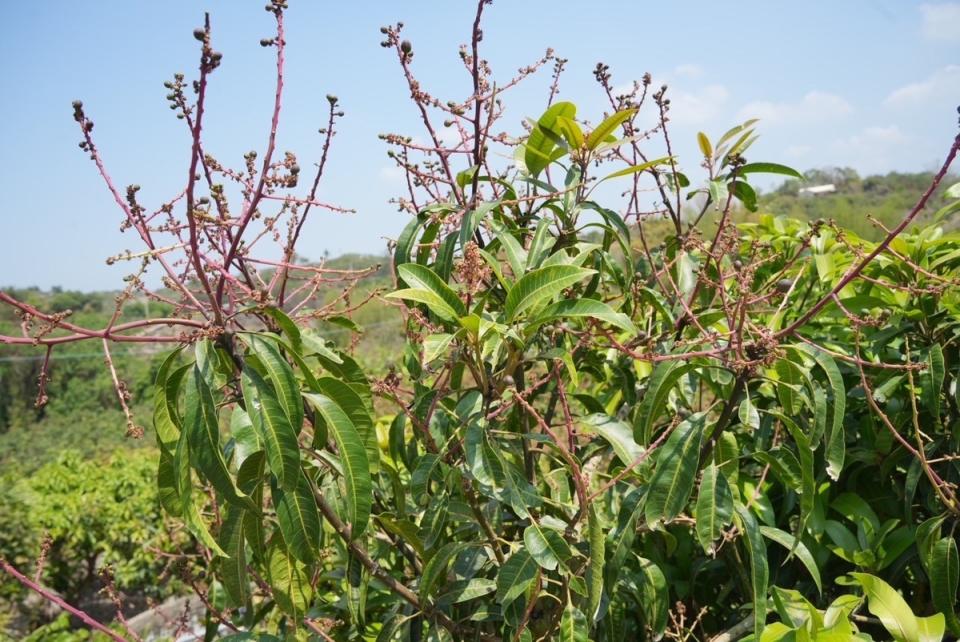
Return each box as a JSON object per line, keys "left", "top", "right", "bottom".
{"left": 505, "top": 265, "right": 596, "bottom": 321}
{"left": 241, "top": 367, "right": 301, "bottom": 492}
{"left": 303, "top": 392, "right": 372, "bottom": 538}
{"left": 645, "top": 413, "right": 707, "bottom": 527}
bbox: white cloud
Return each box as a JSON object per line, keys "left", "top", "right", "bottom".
{"left": 738, "top": 91, "right": 853, "bottom": 123}
{"left": 830, "top": 125, "right": 911, "bottom": 173}
{"left": 884, "top": 65, "right": 960, "bottom": 106}
{"left": 673, "top": 63, "right": 704, "bottom": 79}
{"left": 784, "top": 144, "right": 812, "bottom": 158}
{"left": 839, "top": 125, "right": 909, "bottom": 148}
{"left": 920, "top": 3, "right": 960, "bottom": 41}
{"left": 667, "top": 84, "right": 729, "bottom": 125}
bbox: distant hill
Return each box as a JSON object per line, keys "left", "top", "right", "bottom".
{"left": 760, "top": 168, "right": 958, "bottom": 240}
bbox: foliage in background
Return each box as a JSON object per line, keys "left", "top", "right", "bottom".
{"left": 1, "top": 1, "right": 959, "bottom": 641}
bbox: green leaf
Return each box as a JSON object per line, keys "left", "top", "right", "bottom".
{"left": 303, "top": 393, "right": 372, "bottom": 538}
{"left": 930, "top": 536, "right": 960, "bottom": 636}
{"left": 804, "top": 347, "right": 846, "bottom": 479}
{"left": 420, "top": 542, "right": 468, "bottom": 601}
{"left": 505, "top": 265, "right": 596, "bottom": 321}
{"left": 731, "top": 180, "right": 758, "bottom": 211}
{"left": 695, "top": 463, "right": 733, "bottom": 553}
{"left": 218, "top": 505, "right": 249, "bottom": 607}
{"left": 460, "top": 200, "right": 500, "bottom": 251}
{"left": 635, "top": 361, "right": 698, "bottom": 444}
{"left": 496, "top": 549, "right": 539, "bottom": 607}
{"left": 435, "top": 578, "right": 497, "bottom": 606}
{"left": 272, "top": 471, "right": 320, "bottom": 565}
{"left": 388, "top": 263, "right": 466, "bottom": 323}
{"left": 529, "top": 298, "right": 638, "bottom": 335}
{"left": 184, "top": 364, "right": 255, "bottom": 511}
{"left": 312, "top": 376, "right": 379, "bottom": 474}
{"left": 523, "top": 522, "right": 573, "bottom": 572}
{"left": 261, "top": 306, "right": 302, "bottom": 353}
{"left": 924, "top": 344, "right": 945, "bottom": 430}
{"left": 559, "top": 602, "right": 589, "bottom": 642}
{"left": 174, "top": 431, "right": 226, "bottom": 556}
{"left": 555, "top": 115, "right": 585, "bottom": 149}
{"left": 598, "top": 156, "right": 673, "bottom": 183}
{"left": 636, "top": 557, "right": 669, "bottom": 637}
{"left": 525, "top": 102, "right": 576, "bottom": 175}
{"left": 581, "top": 414, "right": 644, "bottom": 468}
{"left": 758, "top": 526, "right": 823, "bottom": 596}
{"left": 241, "top": 367, "right": 301, "bottom": 492}
{"left": 267, "top": 544, "right": 312, "bottom": 619}
{"left": 491, "top": 221, "right": 528, "bottom": 278}
{"left": 645, "top": 413, "right": 707, "bottom": 527}
{"left": 736, "top": 504, "right": 769, "bottom": 641}
{"left": 586, "top": 504, "right": 605, "bottom": 622}
{"left": 243, "top": 335, "right": 304, "bottom": 434}
{"left": 157, "top": 448, "right": 181, "bottom": 517}
{"left": 153, "top": 358, "right": 186, "bottom": 450}
{"left": 850, "top": 572, "right": 922, "bottom": 642}
{"left": 738, "top": 162, "right": 804, "bottom": 180}
{"left": 586, "top": 108, "right": 636, "bottom": 150}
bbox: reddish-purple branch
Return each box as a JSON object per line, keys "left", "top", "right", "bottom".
{"left": 0, "top": 559, "right": 129, "bottom": 642}
{"left": 777, "top": 133, "right": 960, "bottom": 339}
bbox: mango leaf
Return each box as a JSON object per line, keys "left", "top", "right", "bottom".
{"left": 636, "top": 557, "right": 668, "bottom": 637}
{"left": 174, "top": 432, "right": 226, "bottom": 557}
{"left": 267, "top": 544, "right": 312, "bottom": 619}
{"left": 243, "top": 335, "right": 304, "bottom": 435}
{"left": 804, "top": 347, "right": 846, "bottom": 480}
{"left": 758, "top": 526, "right": 823, "bottom": 596}
{"left": 260, "top": 306, "right": 302, "bottom": 352}
{"left": 555, "top": 115, "right": 584, "bottom": 149}
{"left": 529, "top": 298, "right": 637, "bottom": 335}
{"left": 313, "top": 376, "right": 379, "bottom": 474}
{"left": 524, "top": 522, "right": 573, "bottom": 572}
{"left": 218, "top": 505, "right": 249, "bottom": 607}
{"left": 635, "top": 361, "right": 698, "bottom": 444}
{"left": 929, "top": 536, "right": 960, "bottom": 636}
{"left": 505, "top": 265, "right": 596, "bottom": 321}
{"left": 272, "top": 471, "right": 320, "bottom": 565}
{"left": 559, "top": 602, "right": 589, "bottom": 642}
{"left": 459, "top": 200, "right": 501, "bottom": 251}
{"left": 184, "top": 364, "right": 255, "bottom": 511}
{"left": 849, "top": 572, "right": 927, "bottom": 642}
{"left": 586, "top": 108, "right": 636, "bottom": 150}
{"left": 435, "top": 578, "right": 497, "bottom": 606}
{"left": 491, "top": 221, "right": 528, "bottom": 278}
{"left": 581, "top": 414, "right": 644, "bottom": 468}
{"left": 697, "top": 131, "right": 713, "bottom": 158}
{"left": 388, "top": 263, "right": 466, "bottom": 323}
{"left": 599, "top": 156, "right": 674, "bottom": 184}
{"left": 303, "top": 392, "right": 372, "bottom": 538}
{"left": 924, "top": 344, "right": 945, "bottom": 430}
{"left": 738, "top": 162, "right": 804, "bottom": 180}
{"left": 736, "top": 504, "right": 769, "bottom": 641}
{"left": 586, "top": 504, "right": 606, "bottom": 623}
{"left": 525, "top": 102, "right": 576, "bottom": 175}
{"left": 241, "top": 367, "right": 301, "bottom": 492}
{"left": 695, "top": 463, "right": 733, "bottom": 553}
{"left": 645, "top": 413, "right": 707, "bottom": 527}
{"left": 420, "top": 542, "right": 469, "bottom": 601}
{"left": 496, "top": 549, "right": 539, "bottom": 607}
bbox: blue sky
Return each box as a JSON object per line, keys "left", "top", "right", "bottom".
{"left": 1, "top": 1, "right": 958, "bottom": 290}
